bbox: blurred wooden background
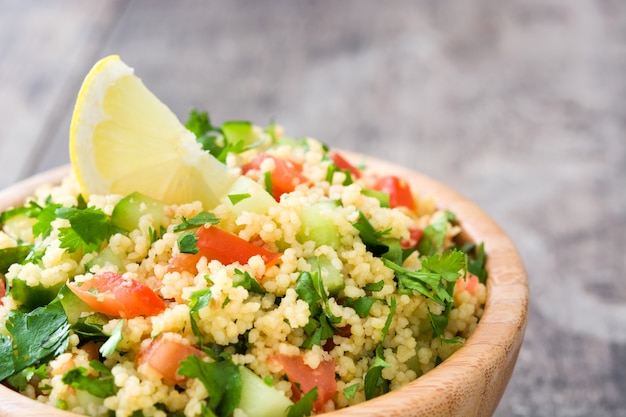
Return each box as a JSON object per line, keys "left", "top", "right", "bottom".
{"left": 1, "top": 1, "right": 625, "bottom": 416}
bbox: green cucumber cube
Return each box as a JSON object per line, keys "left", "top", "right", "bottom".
{"left": 111, "top": 192, "right": 166, "bottom": 232}
{"left": 238, "top": 366, "right": 293, "bottom": 417}
{"left": 223, "top": 175, "right": 277, "bottom": 216}
{"left": 84, "top": 246, "right": 124, "bottom": 273}
{"left": 298, "top": 200, "right": 341, "bottom": 249}
{"left": 307, "top": 255, "right": 345, "bottom": 295}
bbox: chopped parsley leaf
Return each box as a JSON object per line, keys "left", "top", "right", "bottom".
{"left": 178, "top": 355, "right": 241, "bottom": 417}
{"left": 353, "top": 211, "right": 413, "bottom": 264}
{"left": 421, "top": 249, "right": 467, "bottom": 283}
{"left": 55, "top": 206, "right": 119, "bottom": 253}
{"left": 62, "top": 360, "right": 117, "bottom": 398}
{"left": 325, "top": 163, "right": 353, "bottom": 186}
{"left": 263, "top": 171, "right": 274, "bottom": 197}
{"left": 428, "top": 304, "right": 464, "bottom": 344}
{"left": 363, "top": 297, "right": 396, "bottom": 400}
{"left": 384, "top": 248, "right": 467, "bottom": 341}
{"left": 177, "top": 231, "right": 200, "bottom": 254}
{"left": 173, "top": 211, "right": 220, "bottom": 232}
{"left": 220, "top": 121, "right": 267, "bottom": 161}
{"left": 416, "top": 211, "right": 455, "bottom": 256}
{"left": 233, "top": 269, "right": 266, "bottom": 294}
{"left": 32, "top": 202, "right": 62, "bottom": 239}
{"left": 352, "top": 211, "right": 392, "bottom": 257}
{"left": 189, "top": 288, "right": 212, "bottom": 346}
{"left": 343, "top": 383, "right": 360, "bottom": 401}
{"left": 186, "top": 110, "right": 265, "bottom": 162}
{"left": 0, "top": 299, "right": 70, "bottom": 381}
{"left": 76, "top": 193, "right": 88, "bottom": 210}
{"left": 295, "top": 271, "right": 341, "bottom": 348}
{"left": 222, "top": 296, "right": 231, "bottom": 308}
{"left": 228, "top": 193, "right": 251, "bottom": 205}
{"left": 363, "top": 351, "right": 390, "bottom": 400}
{"left": 148, "top": 225, "right": 166, "bottom": 245}
{"left": 287, "top": 386, "right": 318, "bottom": 417}
{"left": 384, "top": 249, "right": 466, "bottom": 306}
{"left": 185, "top": 110, "right": 225, "bottom": 160}
{"left": 5, "top": 363, "right": 47, "bottom": 392}
{"left": 295, "top": 272, "right": 322, "bottom": 315}
{"left": 458, "top": 241, "right": 488, "bottom": 284}
{"left": 363, "top": 280, "right": 384, "bottom": 292}
{"left": 99, "top": 319, "right": 125, "bottom": 357}
{"left": 343, "top": 296, "right": 379, "bottom": 318}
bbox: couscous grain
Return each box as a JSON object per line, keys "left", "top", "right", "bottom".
{"left": 0, "top": 130, "right": 487, "bottom": 417}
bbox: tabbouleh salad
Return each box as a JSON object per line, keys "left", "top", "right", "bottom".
{"left": 0, "top": 112, "right": 487, "bottom": 417}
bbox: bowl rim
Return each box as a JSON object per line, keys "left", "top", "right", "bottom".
{"left": 0, "top": 157, "right": 528, "bottom": 417}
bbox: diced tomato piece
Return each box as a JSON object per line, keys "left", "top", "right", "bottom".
{"left": 167, "top": 252, "right": 201, "bottom": 274}
{"left": 67, "top": 271, "right": 166, "bottom": 318}
{"left": 455, "top": 272, "right": 479, "bottom": 296}
{"left": 374, "top": 175, "right": 416, "bottom": 210}
{"left": 401, "top": 227, "right": 423, "bottom": 249}
{"left": 329, "top": 152, "right": 361, "bottom": 179}
{"left": 137, "top": 336, "right": 203, "bottom": 383}
{"left": 268, "top": 354, "right": 337, "bottom": 412}
{"left": 0, "top": 275, "right": 5, "bottom": 303}
{"left": 242, "top": 154, "right": 308, "bottom": 200}
{"left": 169, "top": 226, "right": 281, "bottom": 274}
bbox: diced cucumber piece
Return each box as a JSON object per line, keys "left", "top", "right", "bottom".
{"left": 0, "top": 245, "right": 32, "bottom": 274}
{"left": 58, "top": 284, "right": 94, "bottom": 325}
{"left": 84, "top": 246, "right": 124, "bottom": 273}
{"left": 111, "top": 192, "right": 166, "bottom": 232}
{"left": 238, "top": 366, "right": 292, "bottom": 417}
{"left": 222, "top": 121, "right": 261, "bottom": 147}
{"left": 75, "top": 389, "right": 104, "bottom": 410}
{"left": 298, "top": 200, "right": 341, "bottom": 249}
{"left": 9, "top": 278, "right": 64, "bottom": 310}
{"left": 307, "top": 255, "right": 345, "bottom": 295}
{"left": 222, "top": 175, "right": 277, "bottom": 216}
{"left": 361, "top": 189, "right": 390, "bottom": 208}
{"left": 1, "top": 213, "right": 36, "bottom": 241}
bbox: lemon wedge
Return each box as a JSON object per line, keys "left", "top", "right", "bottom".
{"left": 69, "top": 55, "right": 236, "bottom": 208}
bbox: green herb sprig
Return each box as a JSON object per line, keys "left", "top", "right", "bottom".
{"left": 0, "top": 299, "right": 70, "bottom": 381}
{"left": 295, "top": 269, "right": 341, "bottom": 349}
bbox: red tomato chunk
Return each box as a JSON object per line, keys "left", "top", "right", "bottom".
{"left": 329, "top": 151, "right": 361, "bottom": 179}
{"left": 67, "top": 271, "right": 166, "bottom": 318}
{"left": 455, "top": 272, "right": 480, "bottom": 296}
{"left": 268, "top": 354, "right": 337, "bottom": 413}
{"left": 169, "top": 226, "right": 281, "bottom": 274}
{"left": 137, "top": 336, "right": 203, "bottom": 383}
{"left": 374, "top": 175, "right": 416, "bottom": 210}
{"left": 242, "top": 154, "right": 308, "bottom": 200}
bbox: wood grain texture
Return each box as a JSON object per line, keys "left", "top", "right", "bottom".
{"left": 0, "top": 156, "right": 528, "bottom": 417}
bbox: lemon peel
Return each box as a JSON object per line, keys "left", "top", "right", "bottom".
{"left": 69, "top": 55, "right": 235, "bottom": 208}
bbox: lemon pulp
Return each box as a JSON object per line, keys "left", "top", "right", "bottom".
{"left": 69, "top": 55, "right": 235, "bottom": 208}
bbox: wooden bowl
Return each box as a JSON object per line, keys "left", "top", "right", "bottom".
{"left": 0, "top": 156, "right": 528, "bottom": 417}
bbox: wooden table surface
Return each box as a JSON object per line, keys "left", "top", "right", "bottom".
{"left": 0, "top": 1, "right": 624, "bottom": 416}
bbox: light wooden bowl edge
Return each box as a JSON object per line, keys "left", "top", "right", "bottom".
{"left": 0, "top": 157, "right": 529, "bottom": 417}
